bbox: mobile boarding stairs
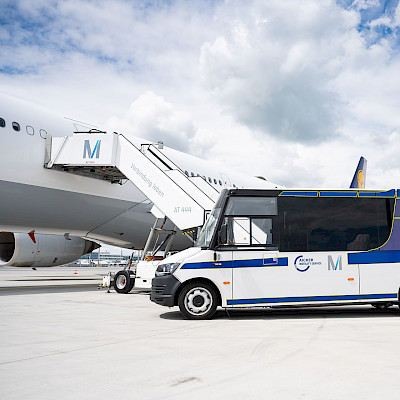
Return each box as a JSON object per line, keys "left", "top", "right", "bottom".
{"left": 44, "top": 131, "right": 220, "bottom": 291}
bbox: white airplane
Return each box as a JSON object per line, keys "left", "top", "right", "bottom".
{"left": 0, "top": 92, "right": 278, "bottom": 268}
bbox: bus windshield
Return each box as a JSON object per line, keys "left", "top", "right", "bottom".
{"left": 195, "top": 207, "right": 222, "bottom": 248}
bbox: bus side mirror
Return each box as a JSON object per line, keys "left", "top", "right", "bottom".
{"left": 218, "top": 223, "right": 227, "bottom": 245}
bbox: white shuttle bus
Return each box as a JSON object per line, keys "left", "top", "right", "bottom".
{"left": 151, "top": 188, "right": 400, "bottom": 319}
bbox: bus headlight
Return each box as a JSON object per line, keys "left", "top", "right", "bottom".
{"left": 155, "top": 262, "right": 180, "bottom": 277}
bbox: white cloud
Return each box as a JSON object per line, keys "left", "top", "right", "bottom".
{"left": 199, "top": 0, "right": 361, "bottom": 144}
{"left": 1, "top": 0, "right": 400, "bottom": 190}
{"left": 395, "top": 2, "right": 400, "bottom": 26}
{"left": 351, "top": 0, "right": 380, "bottom": 11}
{"left": 107, "top": 91, "right": 198, "bottom": 153}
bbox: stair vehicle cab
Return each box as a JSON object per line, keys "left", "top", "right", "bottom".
{"left": 151, "top": 188, "right": 400, "bottom": 319}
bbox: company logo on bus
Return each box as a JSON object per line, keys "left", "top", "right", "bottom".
{"left": 328, "top": 255, "right": 342, "bottom": 270}
{"left": 294, "top": 255, "right": 322, "bottom": 272}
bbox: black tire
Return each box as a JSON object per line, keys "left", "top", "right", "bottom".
{"left": 178, "top": 282, "right": 218, "bottom": 320}
{"left": 114, "top": 270, "right": 134, "bottom": 294}
{"left": 127, "top": 273, "right": 135, "bottom": 292}
{"left": 372, "top": 302, "right": 392, "bottom": 310}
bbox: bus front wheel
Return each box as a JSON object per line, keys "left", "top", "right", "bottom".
{"left": 178, "top": 282, "right": 218, "bottom": 320}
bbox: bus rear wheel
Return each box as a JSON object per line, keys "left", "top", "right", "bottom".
{"left": 178, "top": 282, "right": 218, "bottom": 320}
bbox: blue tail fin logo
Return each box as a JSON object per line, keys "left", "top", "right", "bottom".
{"left": 350, "top": 157, "right": 367, "bottom": 189}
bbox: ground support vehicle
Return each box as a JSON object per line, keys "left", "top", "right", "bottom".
{"left": 151, "top": 188, "right": 400, "bottom": 319}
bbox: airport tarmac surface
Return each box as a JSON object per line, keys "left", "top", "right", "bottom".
{"left": 1, "top": 267, "right": 400, "bottom": 399}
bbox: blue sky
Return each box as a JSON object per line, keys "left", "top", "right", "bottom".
{"left": 1, "top": 0, "right": 400, "bottom": 192}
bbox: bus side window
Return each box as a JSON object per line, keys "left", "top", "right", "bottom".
{"left": 251, "top": 218, "right": 273, "bottom": 245}
{"left": 224, "top": 217, "right": 276, "bottom": 246}
{"left": 226, "top": 217, "right": 250, "bottom": 245}
{"left": 278, "top": 197, "right": 308, "bottom": 252}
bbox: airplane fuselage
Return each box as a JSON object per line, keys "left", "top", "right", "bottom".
{"left": 0, "top": 93, "right": 277, "bottom": 249}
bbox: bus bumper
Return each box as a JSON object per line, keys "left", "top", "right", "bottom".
{"left": 151, "top": 275, "right": 181, "bottom": 307}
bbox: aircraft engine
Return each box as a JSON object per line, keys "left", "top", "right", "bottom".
{"left": 0, "top": 232, "right": 100, "bottom": 267}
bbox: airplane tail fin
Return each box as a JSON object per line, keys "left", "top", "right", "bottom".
{"left": 350, "top": 157, "right": 367, "bottom": 189}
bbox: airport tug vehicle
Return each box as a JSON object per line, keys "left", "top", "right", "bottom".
{"left": 151, "top": 188, "right": 400, "bottom": 319}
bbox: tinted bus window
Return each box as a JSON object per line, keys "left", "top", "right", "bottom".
{"left": 306, "top": 197, "right": 390, "bottom": 251}
{"left": 278, "top": 196, "right": 394, "bottom": 252}
{"left": 377, "top": 198, "right": 394, "bottom": 246}
{"left": 307, "top": 198, "right": 367, "bottom": 251}
{"left": 225, "top": 197, "right": 277, "bottom": 216}
{"left": 278, "top": 197, "right": 308, "bottom": 252}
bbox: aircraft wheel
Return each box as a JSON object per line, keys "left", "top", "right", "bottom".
{"left": 114, "top": 270, "right": 134, "bottom": 294}
{"left": 178, "top": 282, "right": 218, "bottom": 320}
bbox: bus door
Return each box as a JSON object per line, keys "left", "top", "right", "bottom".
{"left": 211, "top": 249, "right": 233, "bottom": 306}
{"left": 226, "top": 218, "right": 359, "bottom": 307}
{"left": 226, "top": 215, "right": 291, "bottom": 304}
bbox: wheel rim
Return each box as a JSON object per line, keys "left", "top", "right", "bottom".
{"left": 116, "top": 275, "right": 127, "bottom": 290}
{"left": 184, "top": 287, "right": 213, "bottom": 316}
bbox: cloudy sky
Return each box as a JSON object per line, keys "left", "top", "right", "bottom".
{"left": 1, "top": 0, "right": 400, "bottom": 191}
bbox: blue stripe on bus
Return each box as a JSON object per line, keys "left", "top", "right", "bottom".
{"left": 358, "top": 191, "right": 378, "bottom": 197}
{"left": 319, "top": 191, "right": 357, "bottom": 197}
{"left": 234, "top": 258, "right": 288, "bottom": 268}
{"left": 180, "top": 257, "right": 289, "bottom": 269}
{"left": 348, "top": 250, "right": 400, "bottom": 265}
{"left": 227, "top": 292, "right": 398, "bottom": 306}
{"left": 279, "top": 191, "right": 318, "bottom": 197}
{"left": 279, "top": 190, "right": 399, "bottom": 198}
{"left": 180, "top": 261, "right": 231, "bottom": 269}
{"left": 375, "top": 189, "right": 396, "bottom": 198}
{"left": 181, "top": 252, "right": 400, "bottom": 269}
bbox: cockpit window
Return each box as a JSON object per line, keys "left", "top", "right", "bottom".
{"left": 12, "top": 122, "right": 20, "bottom": 131}
{"left": 0, "top": 118, "right": 5, "bottom": 127}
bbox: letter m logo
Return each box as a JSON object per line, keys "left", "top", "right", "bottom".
{"left": 328, "top": 255, "right": 342, "bottom": 270}
{"left": 83, "top": 140, "right": 101, "bottom": 159}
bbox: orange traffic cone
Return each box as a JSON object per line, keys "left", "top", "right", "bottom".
{"left": 74, "top": 267, "right": 78, "bottom": 275}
